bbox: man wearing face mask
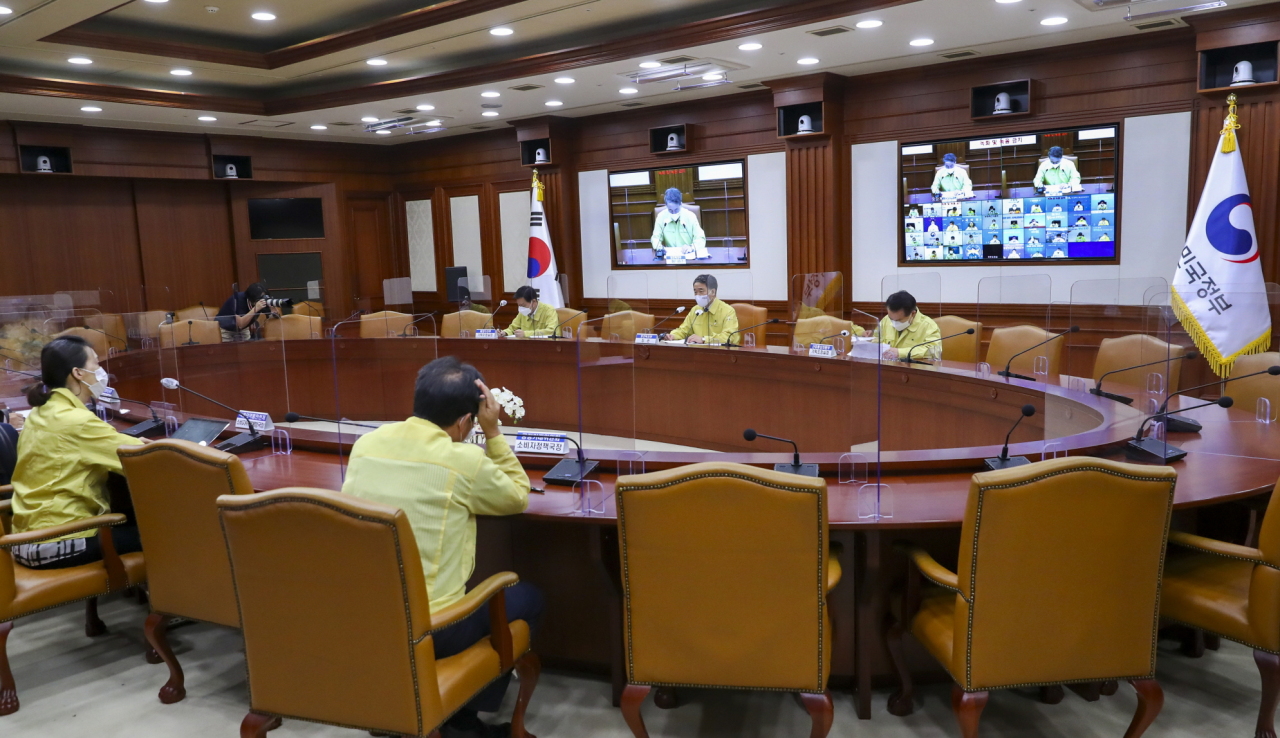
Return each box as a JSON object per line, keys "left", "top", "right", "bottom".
{"left": 859, "top": 291, "right": 942, "bottom": 361}
{"left": 501, "top": 285, "right": 559, "bottom": 338}
{"left": 650, "top": 187, "right": 708, "bottom": 261}
{"left": 1033, "top": 146, "right": 1082, "bottom": 192}
{"left": 930, "top": 153, "right": 973, "bottom": 198}
{"left": 662, "top": 274, "right": 740, "bottom": 345}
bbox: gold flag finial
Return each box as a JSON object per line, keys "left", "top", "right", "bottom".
{"left": 531, "top": 168, "right": 545, "bottom": 202}
{"left": 1220, "top": 92, "right": 1241, "bottom": 154}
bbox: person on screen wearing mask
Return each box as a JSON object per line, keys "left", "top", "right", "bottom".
{"left": 930, "top": 153, "right": 972, "bottom": 197}
{"left": 650, "top": 188, "right": 708, "bottom": 261}
{"left": 662, "top": 274, "right": 739, "bottom": 345}
{"left": 9, "top": 336, "right": 146, "bottom": 570}
{"left": 501, "top": 285, "right": 559, "bottom": 338}
{"left": 857, "top": 291, "right": 942, "bottom": 362}
{"left": 1033, "top": 146, "right": 1082, "bottom": 191}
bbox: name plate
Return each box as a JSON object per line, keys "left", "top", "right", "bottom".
{"left": 475, "top": 328, "right": 500, "bottom": 339}
{"left": 635, "top": 333, "right": 659, "bottom": 345}
{"left": 665, "top": 258, "right": 688, "bottom": 265}
{"left": 235, "top": 410, "right": 275, "bottom": 432}
{"left": 512, "top": 432, "right": 570, "bottom": 455}
{"left": 808, "top": 343, "right": 838, "bottom": 358}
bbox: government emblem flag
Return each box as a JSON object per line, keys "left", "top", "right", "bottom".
{"left": 1172, "top": 94, "right": 1271, "bottom": 377}
{"left": 526, "top": 170, "right": 565, "bottom": 309}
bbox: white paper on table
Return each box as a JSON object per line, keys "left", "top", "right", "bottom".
{"left": 848, "top": 337, "right": 887, "bottom": 360}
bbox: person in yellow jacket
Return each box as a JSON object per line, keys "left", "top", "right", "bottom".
{"left": 858, "top": 291, "right": 943, "bottom": 361}
{"left": 501, "top": 285, "right": 560, "bottom": 338}
{"left": 663, "top": 274, "right": 740, "bottom": 345}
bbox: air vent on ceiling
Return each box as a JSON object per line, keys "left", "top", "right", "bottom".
{"left": 738, "top": 83, "right": 766, "bottom": 89}
{"left": 481, "top": 103, "right": 502, "bottom": 109}
{"left": 329, "top": 122, "right": 356, "bottom": 126}
{"left": 619, "top": 102, "right": 644, "bottom": 107}
{"left": 509, "top": 84, "right": 544, "bottom": 91}
{"left": 807, "top": 26, "right": 851, "bottom": 37}
{"left": 238, "top": 119, "right": 294, "bottom": 128}
{"left": 940, "top": 49, "right": 980, "bottom": 60}
{"left": 1131, "top": 17, "right": 1184, "bottom": 31}
{"left": 394, "top": 109, "right": 453, "bottom": 119}
{"left": 470, "top": 125, "right": 492, "bottom": 130}
{"left": 659, "top": 55, "right": 697, "bottom": 65}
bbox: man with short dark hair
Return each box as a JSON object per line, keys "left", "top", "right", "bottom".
{"left": 862, "top": 290, "right": 943, "bottom": 361}
{"left": 502, "top": 285, "right": 559, "bottom": 338}
{"left": 215, "top": 282, "right": 274, "bottom": 342}
{"left": 342, "top": 356, "right": 539, "bottom": 738}
{"left": 662, "top": 273, "right": 740, "bottom": 345}
{"left": 1034, "top": 146, "right": 1081, "bottom": 191}
{"left": 930, "top": 152, "right": 972, "bottom": 197}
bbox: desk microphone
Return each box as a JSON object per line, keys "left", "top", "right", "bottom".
{"left": 400, "top": 311, "right": 439, "bottom": 337}
{"left": 540, "top": 433, "right": 599, "bottom": 486}
{"left": 181, "top": 320, "right": 200, "bottom": 346}
{"left": 329, "top": 309, "right": 366, "bottom": 338}
{"left": 906, "top": 328, "right": 975, "bottom": 365}
{"left": 984, "top": 404, "right": 1037, "bottom": 471}
{"left": 999, "top": 326, "right": 1078, "bottom": 381}
{"left": 651, "top": 306, "right": 686, "bottom": 333}
{"left": 1128, "top": 396, "right": 1233, "bottom": 463}
{"left": 1091, "top": 351, "right": 1198, "bottom": 405}
{"left": 283, "top": 412, "right": 380, "bottom": 429}
{"left": 549, "top": 310, "right": 586, "bottom": 340}
{"left": 819, "top": 329, "right": 851, "bottom": 344}
{"left": 743, "top": 428, "right": 818, "bottom": 477}
{"left": 109, "top": 397, "right": 166, "bottom": 438}
{"left": 484, "top": 300, "right": 509, "bottom": 329}
{"left": 725, "top": 318, "right": 782, "bottom": 348}
{"left": 1152, "top": 364, "right": 1279, "bottom": 433}
{"left": 160, "top": 378, "right": 268, "bottom": 453}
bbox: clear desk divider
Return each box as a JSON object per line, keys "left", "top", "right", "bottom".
{"left": 976, "top": 273, "right": 1053, "bottom": 380}
{"left": 618, "top": 450, "right": 646, "bottom": 477}
{"left": 1040, "top": 441, "right": 1065, "bottom": 461}
{"left": 1258, "top": 398, "right": 1273, "bottom": 424}
{"left": 383, "top": 277, "right": 413, "bottom": 314}
{"left": 404, "top": 313, "right": 437, "bottom": 338}
{"left": 1033, "top": 355, "right": 1050, "bottom": 378}
{"left": 1146, "top": 372, "right": 1166, "bottom": 396}
{"left": 858, "top": 483, "right": 892, "bottom": 520}
{"left": 791, "top": 272, "right": 846, "bottom": 353}
{"left": 838, "top": 453, "right": 868, "bottom": 485}
{"left": 1143, "top": 397, "right": 1160, "bottom": 416}
{"left": 1066, "top": 376, "right": 1086, "bottom": 393}
{"left": 152, "top": 402, "right": 179, "bottom": 436}
{"left": 976, "top": 362, "right": 991, "bottom": 378}
{"left": 269, "top": 428, "right": 292, "bottom": 456}
{"left": 573, "top": 479, "right": 609, "bottom": 517}
{"left": 448, "top": 276, "right": 495, "bottom": 337}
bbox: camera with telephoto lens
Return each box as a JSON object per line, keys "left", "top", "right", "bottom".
{"left": 260, "top": 297, "right": 293, "bottom": 309}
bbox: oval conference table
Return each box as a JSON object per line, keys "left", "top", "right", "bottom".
{"left": 9, "top": 335, "right": 1278, "bottom": 720}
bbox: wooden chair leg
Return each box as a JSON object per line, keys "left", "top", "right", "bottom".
{"left": 1124, "top": 679, "right": 1163, "bottom": 738}
{"left": 886, "top": 619, "right": 915, "bottom": 716}
{"left": 1039, "top": 685, "right": 1064, "bottom": 704}
{"left": 951, "top": 685, "right": 988, "bottom": 738}
{"left": 653, "top": 686, "right": 678, "bottom": 709}
{"left": 1182, "top": 628, "right": 1207, "bottom": 658}
{"left": 799, "top": 691, "right": 834, "bottom": 738}
{"left": 144, "top": 612, "right": 186, "bottom": 704}
{"left": 511, "top": 652, "right": 540, "bottom": 738}
{"left": 1206, "top": 633, "right": 1222, "bottom": 651}
{"left": 0, "top": 621, "right": 16, "bottom": 716}
{"left": 1069, "top": 682, "right": 1102, "bottom": 702}
{"left": 240, "top": 712, "right": 280, "bottom": 738}
{"left": 84, "top": 597, "right": 106, "bottom": 637}
{"left": 621, "top": 684, "right": 651, "bottom": 738}
{"left": 1255, "top": 650, "right": 1280, "bottom": 738}
{"left": 1100, "top": 680, "right": 1119, "bottom": 696}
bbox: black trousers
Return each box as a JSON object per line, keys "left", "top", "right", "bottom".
{"left": 14, "top": 525, "right": 143, "bottom": 570}
{"left": 432, "top": 581, "right": 544, "bottom": 713}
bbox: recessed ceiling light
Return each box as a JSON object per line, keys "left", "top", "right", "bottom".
{"left": 251, "top": 12, "right": 275, "bottom": 21}
{"left": 702, "top": 73, "right": 723, "bottom": 81}
{"left": 416, "top": 103, "right": 435, "bottom": 111}
{"left": 366, "top": 58, "right": 388, "bottom": 66}
{"left": 482, "top": 111, "right": 499, "bottom": 117}
{"left": 0, "top": 7, "right": 12, "bottom": 14}
{"left": 68, "top": 57, "right": 93, "bottom": 65}
{"left": 909, "top": 38, "right": 935, "bottom": 47}
{"left": 170, "top": 68, "right": 192, "bottom": 76}
{"left": 738, "top": 42, "right": 762, "bottom": 51}
{"left": 855, "top": 20, "right": 883, "bottom": 29}
{"left": 797, "top": 57, "right": 819, "bottom": 65}
{"left": 489, "top": 27, "right": 513, "bottom": 36}
{"left": 545, "top": 100, "right": 563, "bottom": 107}
{"left": 481, "top": 91, "right": 500, "bottom": 98}
{"left": 360, "top": 116, "right": 379, "bottom": 123}
{"left": 555, "top": 77, "right": 575, "bottom": 84}
{"left": 1041, "top": 16, "right": 1067, "bottom": 25}
{"left": 143, "top": 0, "right": 168, "bottom": 3}
{"left": 198, "top": 116, "right": 217, "bottom": 121}
{"left": 376, "top": 130, "right": 391, "bottom": 135}
{"left": 639, "top": 61, "right": 661, "bottom": 69}
{"left": 426, "top": 119, "right": 442, "bottom": 126}
{"left": 619, "top": 87, "right": 638, "bottom": 94}
{"left": 310, "top": 125, "right": 327, "bottom": 130}
{"left": 995, "top": 0, "right": 1022, "bottom": 3}
{"left": 81, "top": 106, "right": 102, "bottom": 112}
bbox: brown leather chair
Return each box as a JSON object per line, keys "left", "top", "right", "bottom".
{"left": 555, "top": 307, "right": 587, "bottom": 339}
{"left": 217, "top": 488, "right": 539, "bottom": 738}
{"left": 792, "top": 315, "right": 856, "bottom": 351}
{"left": 84, "top": 314, "right": 128, "bottom": 353}
{"left": 1161, "top": 475, "right": 1280, "bottom": 738}
{"left": 117, "top": 440, "right": 254, "bottom": 705}
{"left": 615, "top": 463, "right": 842, "bottom": 738}
{"left": 262, "top": 314, "right": 320, "bottom": 341}
{"left": 1092, "top": 334, "right": 1187, "bottom": 397}
{"left": 1227, "top": 352, "right": 1280, "bottom": 422}
{"left": 0, "top": 496, "right": 147, "bottom": 715}
{"left": 984, "top": 324, "right": 1064, "bottom": 376}
{"left": 935, "top": 315, "right": 982, "bottom": 364}
{"left": 175, "top": 306, "right": 215, "bottom": 323}
{"left": 159, "top": 319, "right": 222, "bottom": 348}
{"left": 360, "top": 310, "right": 413, "bottom": 338}
{"left": 292, "top": 300, "right": 325, "bottom": 319}
{"left": 887, "top": 457, "right": 1176, "bottom": 738}
{"left": 602, "top": 310, "right": 654, "bottom": 343}
{"left": 730, "top": 303, "right": 767, "bottom": 347}
{"left": 441, "top": 310, "right": 492, "bottom": 338}
{"left": 54, "top": 326, "right": 110, "bottom": 359}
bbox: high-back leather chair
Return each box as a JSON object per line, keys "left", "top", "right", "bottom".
{"left": 886, "top": 457, "right": 1176, "bottom": 738}
{"left": 615, "top": 463, "right": 841, "bottom": 738}
{"left": 985, "top": 324, "right": 1063, "bottom": 376}
{"left": 0, "top": 496, "right": 147, "bottom": 715}
{"left": 935, "top": 315, "right": 982, "bottom": 364}
{"left": 1092, "top": 334, "right": 1187, "bottom": 398}
{"left": 792, "top": 315, "right": 856, "bottom": 351}
{"left": 217, "top": 488, "right": 539, "bottom": 738}
{"left": 54, "top": 326, "right": 110, "bottom": 359}
{"left": 159, "top": 319, "right": 222, "bottom": 348}
{"left": 117, "top": 440, "right": 254, "bottom": 705}
{"left": 1162, "top": 475, "right": 1280, "bottom": 738}
{"left": 262, "top": 314, "right": 320, "bottom": 341}
{"left": 292, "top": 300, "right": 324, "bottom": 319}
{"left": 175, "top": 306, "right": 214, "bottom": 323}
{"left": 1227, "top": 351, "right": 1280, "bottom": 422}
{"left": 730, "top": 303, "right": 767, "bottom": 347}
{"left": 441, "top": 309, "right": 493, "bottom": 338}
{"left": 84, "top": 314, "right": 128, "bottom": 353}
{"left": 359, "top": 310, "right": 412, "bottom": 338}
{"left": 556, "top": 307, "right": 586, "bottom": 339}
{"left": 602, "top": 310, "right": 654, "bottom": 343}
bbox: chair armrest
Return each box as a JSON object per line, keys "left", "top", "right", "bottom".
{"left": 425, "top": 571, "right": 521, "bottom": 671}
{"left": 1169, "top": 531, "right": 1273, "bottom": 568}
{"left": 0, "top": 485, "right": 11, "bottom": 499}
{"left": 0, "top": 497, "right": 10, "bottom": 536}
{"left": 826, "top": 542, "right": 843, "bottom": 592}
{"left": 897, "top": 543, "right": 963, "bottom": 597}
{"left": 0, "top": 513, "right": 126, "bottom": 549}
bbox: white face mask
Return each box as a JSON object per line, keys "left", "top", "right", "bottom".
{"left": 517, "top": 305, "right": 533, "bottom": 317}
{"left": 890, "top": 317, "right": 912, "bottom": 332}
{"left": 694, "top": 294, "right": 711, "bottom": 309}
{"left": 82, "top": 366, "right": 109, "bottom": 400}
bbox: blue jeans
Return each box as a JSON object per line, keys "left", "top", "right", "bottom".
{"left": 432, "top": 581, "right": 544, "bottom": 713}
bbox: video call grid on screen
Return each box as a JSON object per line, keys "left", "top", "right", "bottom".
{"left": 899, "top": 125, "right": 1119, "bottom": 265}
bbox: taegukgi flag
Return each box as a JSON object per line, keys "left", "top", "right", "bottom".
{"left": 1172, "top": 94, "right": 1271, "bottom": 377}
{"left": 526, "top": 170, "right": 565, "bottom": 309}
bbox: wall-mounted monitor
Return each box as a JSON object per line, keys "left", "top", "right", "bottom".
{"left": 247, "top": 197, "right": 325, "bottom": 240}
{"left": 900, "top": 124, "right": 1119, "bottom": 265}
{"left": 608, "top": 159, "right": 747, "bottom": 267}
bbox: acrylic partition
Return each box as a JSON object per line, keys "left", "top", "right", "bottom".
{"left": 1067, "top": 278, "right": 1176, "bottom": 405}
{"left": 791, "top": 272, "right": 847, "bottom": 353}
{"left": 975, "top": 274, "right": 1053, "bottom": 380}
{"left": 445, "top": 276, "right": 494, "bottom": 338}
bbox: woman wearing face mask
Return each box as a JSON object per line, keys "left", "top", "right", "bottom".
{"left": 9, "top": 336, "right": 146, "bottom": 569}
{"left": 501, "top": 285, "right": 560, "bottom": 338}
{"left": 859, "top": 290, "right": 942, "bottom": 362}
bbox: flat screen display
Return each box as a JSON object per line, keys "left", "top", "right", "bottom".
{"left": 247, "top": 198, "right": 326, "bottom": 240}
{"left": 609, "top": 160, "right": 747, "bottom": 267}
{"left": 901, "top": 125, "right": 1118, "bottom": 264}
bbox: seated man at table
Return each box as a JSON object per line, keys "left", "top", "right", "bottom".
{"left": 858, "top": 290, "right": 942, "bottom": 362}
{"left": 661, "top": 273, "right": 740, "bottom": 345}
{"left": 341, "top": 356, "right": 541, "bottom": 738}
{"left": 502, "top": 285, "right": 559, "bottom": 338}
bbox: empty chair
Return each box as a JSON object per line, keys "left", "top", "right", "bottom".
{"left": 262, "top": 314, "right": 320, "bottom": 341}
{"left": 556, "top": 307, "right": 587, "bottom": 339}
{"left": 175, "top": 306, "right": 215, "bottom": 323}
{"left": 1092, "top": 334, "right": 1188, "bottom": 398}
{"left": 616, "top": 462, "right": 842, "bottom": 738}
{"left": 602, "top": 310, "right": 654, "bottom": 343}
{"left": 359, "top": 310, "right": 412, "bottom": 338}
{"left": 126, "top": 311, "right": 171, "bottom": 345}
{"left": 54, "top": 326, "right": 110, "bottom": 358}
{"left": 292, "top": 300, "right": 324, "bottom": 319}
{"left": 731, "top": 303, "right": 767, "bottom": 346}
{"left": 887, "top": 457, "right": 1176, "bottom": 738}
{"left": 934, "top": 315, "right": 982, "bottom": 364}
{"left": 441, "top": 309, "right": 493, "bottom": 338}
{"left": 1227, "top": 351, "right": 1280, "bottom": 422}
{"left": 792, "top": 315, "right": 856, "bottom": 350}
{"left": 84, "top": 314, "right": 128, "bottom": 353}
{"left": 984, "top": 324, "right": 1064, "bottom": 376}
{"left": 217, "top": 488, "right": 539, "bottom": 738}
{"left": 159, "top": 319, "right": 222, "bottom": 348}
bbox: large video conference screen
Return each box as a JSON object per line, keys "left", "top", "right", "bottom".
{"left": 901, "top": 125, "right": 1118, "bottom": 264}
{"left": 609, "top": 160, "right": 747, "bottom": 267}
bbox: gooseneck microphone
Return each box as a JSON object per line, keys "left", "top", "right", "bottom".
{"left": 538, "top": 432, "right": 599, "bottom": 486}
{"left": 984, "top": 404, "right": 1037, "bottom": 471}
{"left": 906, "top": 328, "right": 975, "bottom": 365}
{"left": 283, "top": 412, "right": 380, "bottom": 430}
{"left": 328, "top": 309, "right": 368, "bottom": 478}
{"left": 183, "top": 320, "right": 198, "bottom": 347}
{"left": 110, "top": 397, "right": 166, "bottom": 438}
{"left": 726, "top": 319, "right": 783, "bottom": 348}
{"left": 1155, "top": 364, "right": 1279, "bottom": 433}
{"left": 81, "top": 324, "right": 129, "bottom": 353}
{"left": 819, "top": 329, "right": 851, "bottom": 344}
{"left": 549, "top": 310, "right": 586, "bottom": 340}
{"left": 651, "top": 306, "right": 687, "bottom": 334}
{"left": 160, "top": 378, "right": 269, "bottom": 453}
{"left": 1091, "top": 351, "right": 1199, "bottom": 405}
{"left": 400, "top": 311, "right": 440, "bottom": 337}
{"left": 999, "top": 326, "right": 1079, "bottom": 381}
{"left": 484, "top": 300, "right": 510, "bottom": 329}
{"left": 1128, "top": 396, "right": 1234, "bottom": 463}
{"left": 743, "top": 428, "right": 818, "bottom": 477}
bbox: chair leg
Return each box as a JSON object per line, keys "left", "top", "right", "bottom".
{"left": 1100, "top": 680, "right": 1119, "bottom": 696}
{"left": 511, "top": 652, "right": 540, "bottom": 738}
{"left": 239, "top": 712, "right": 281, "bottom": 737}
{"left": 1039, "top": 685, "right": 1064, "bottom": 704}
{"left": 799, "top": 691, "right": 834, "bottom": 738}
{"left": 1069, "top": 682, "right": 1102, "bottom": 702}
{"left": 0, "top": 621, "right": 16, "bottom": 716}
{"left": 144, "top": 613, "right": 186, "bottom": 704}
{"left": 1124, "top": 679, "right": 1163, "bottom": 738}
{"left": 1255, "top": 650, "right": 1280, "bottom": 738}
{"left": 1182, "top": 628, "right": 1207, "bottom": 658}
{"left": 653, "top": 687, "right": 678, "bottom": 709}
{"left": 886, "top": 619, "right": 915, "bottom": 716}
{"left": 621, "top": 685, "right": 651, "bottom": 738}
{"left": 84, "top": 597, "right": 106, "bottom": 637}
{"left": 951, "top": 685, "right": 988, "bottom": 738}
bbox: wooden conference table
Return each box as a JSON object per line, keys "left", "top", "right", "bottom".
{"left": 89, "top": 337, "right": 1280, "bottom": 718}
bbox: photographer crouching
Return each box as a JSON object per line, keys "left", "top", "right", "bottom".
{"left": 215, "top": 282, "right": 291, "bottom": 342}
